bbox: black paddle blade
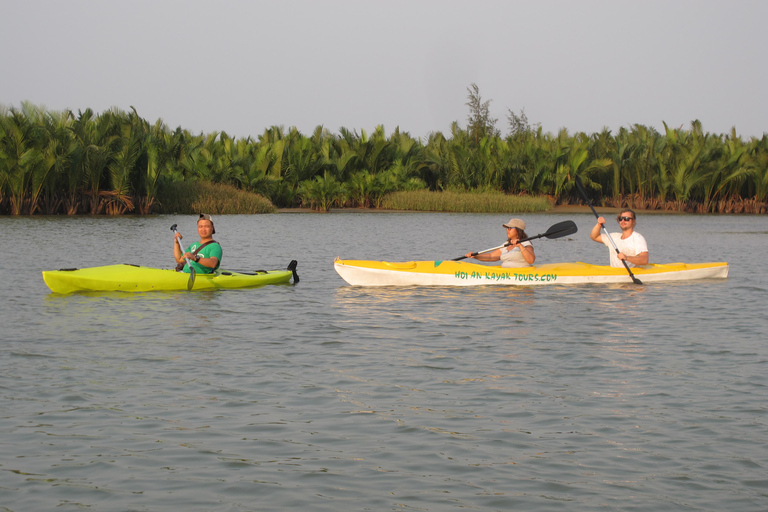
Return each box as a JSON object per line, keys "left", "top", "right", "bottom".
{"left": 519, "top": 220, "right": 578, "bottom": 242}
{"left": 187, "top": 267, "right": 196, "bottom": 291}
{"left": 287, "top": 260, "right": 299, "bottom": 284}
{"left": 621, "top": 260, "right": 643, "bottom": 285}
{"left": 541, "top": 220, "right": 578, "bottom": 239}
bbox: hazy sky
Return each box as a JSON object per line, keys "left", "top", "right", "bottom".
{"left": 3, "top": 0, "right": 766, "bottom": 140}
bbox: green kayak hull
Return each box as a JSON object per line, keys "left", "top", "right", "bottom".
{"left": 43, "top": 264, "right": 294, "bottom": 294}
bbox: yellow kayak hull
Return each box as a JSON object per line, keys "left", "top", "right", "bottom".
{"left": 43, "top": 264, "right": 294, "bottom": 294}
{"left": 333, "top": 259, "right": 729, "bottom": 286}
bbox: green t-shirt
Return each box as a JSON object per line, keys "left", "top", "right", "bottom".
{"left": 182, "top": 241, "right": 222, "bottom": 274}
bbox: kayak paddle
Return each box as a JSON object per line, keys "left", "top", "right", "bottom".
{"left": 453, "top": 220, "right": 578, "bottom": 261}
{"left": 574, "top": 175, "right": 642, "bottom": 285}
{"left": 171, "top": 223, "right": 196, "bottom": 291}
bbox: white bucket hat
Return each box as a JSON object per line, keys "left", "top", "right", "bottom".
{"left": 502, "top": 218, "right": 526, "bottom": 230}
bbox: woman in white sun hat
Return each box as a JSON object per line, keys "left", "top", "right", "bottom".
{"left": 464, "top": 218, "right": 535, "bottom": 267}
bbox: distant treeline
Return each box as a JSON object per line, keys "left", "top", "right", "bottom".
{"left": 1, "top": 101, "right": 767, "bottom": 215}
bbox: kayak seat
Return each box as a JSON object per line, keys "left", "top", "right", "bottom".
{"left": 383, "top": 261, "right": 418, "bottom": 270}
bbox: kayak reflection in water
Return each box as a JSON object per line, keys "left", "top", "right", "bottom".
{"left": 464, "top": 218, "right": 535, "bottom": 268}
{"left": 173, "top": 213, "right": 223, "bottom": 274}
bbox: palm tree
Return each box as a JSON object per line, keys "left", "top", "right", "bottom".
{"left": 695, "top": 129, "right": 749, "bottom": 212}
{"left": 276, "top": 128, "right": 325, "bottom": 207}
{"left": 136, "top": 119, "right": 179, "bottom": 214}
{"left": 346, "top": 170, "right": 375, "bottom": 207}
{"left": 70, "top": 108, "right": 121, "bottom": 214}
{"left": 0, "top": 107, "right": 42, "bottom": 214}
{"left": 36, "top": 107, "right": 76, "bottom": 214}
{"left": 421, "top": 131, "right": 452, "bottom": 190}
{"left": 504, "top": 128, "right": 547, "bottom": 196}
{"left": 657, "top": 121, "right": 718, "bottom": 209}
{"left": 104, "top": 108, "right": 147, "bottom": 214}
{"left": 298, "top": 171, "right": 345, "bottom": 211}
{"left": 747, "top": 136, "right": 768, "bottom": 206}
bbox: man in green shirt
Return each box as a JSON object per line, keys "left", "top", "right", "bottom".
{"left": 173, "top": 213, "right": 222, "bottom": 274}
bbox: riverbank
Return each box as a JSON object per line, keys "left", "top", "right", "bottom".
{"left": 277, "top": 205, "right": 686, "bottom": 215}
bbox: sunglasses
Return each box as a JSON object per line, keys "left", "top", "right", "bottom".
{"left": 618, "top": 216, "right": 634, "bottom": 222}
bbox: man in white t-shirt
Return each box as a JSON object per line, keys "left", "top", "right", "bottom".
{"left": 589, "top": 209, "right": 649, "bottom": 268}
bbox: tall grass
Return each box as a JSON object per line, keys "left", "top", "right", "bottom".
{"left": 157, "top": 181, "right": 277, "bottom": 214}
{"left": 380, "top": 190, "right": 553, "bottom": 213}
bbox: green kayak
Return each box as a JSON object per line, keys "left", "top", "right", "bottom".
{"left": 43, "top": 262, "right": 298, "bottom": 294}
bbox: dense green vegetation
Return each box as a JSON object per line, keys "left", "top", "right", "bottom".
{"left": 157, "top": 181, "right": 277, "bottom": 214}
{"left": 2, "top": 90, "right": 766, "bottom": 215}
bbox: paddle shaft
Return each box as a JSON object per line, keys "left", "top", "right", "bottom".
{"left": 453, "top": 242, "right": 511, "bottom": 261}
{"left": 573, "top": 176, "right": 642, "bottom": 284}
{"left": 171, "top": 224, "right": 192, "bottom": 265}
{"left": 171, "top": 223, "right": 196, "bottom": 290}
{"left": 453, "top": 220, "right": 577, "bottom": 261}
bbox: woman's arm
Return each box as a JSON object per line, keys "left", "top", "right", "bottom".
{"left": 469, "top": 249, "right": 502, "bottom": 262}
{"left": 518, "top": 243, "right": 535, "bottom": 264}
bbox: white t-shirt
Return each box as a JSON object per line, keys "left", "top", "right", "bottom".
{"left": 603, "top": 231, "right": 648, "bottom": 268}
{"left": 499, "top": 241, "right": 533, "bottom": 268}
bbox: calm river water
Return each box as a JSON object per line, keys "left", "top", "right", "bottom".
{"left": 1, "top": 212, "right": 767, "bottom": 511}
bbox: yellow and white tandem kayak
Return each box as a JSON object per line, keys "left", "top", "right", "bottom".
{"left": 43, "top": 262, "right": 298, "bottom": 294}
{"left": 333, "top": 259, "right": 729, "bottom": 286}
